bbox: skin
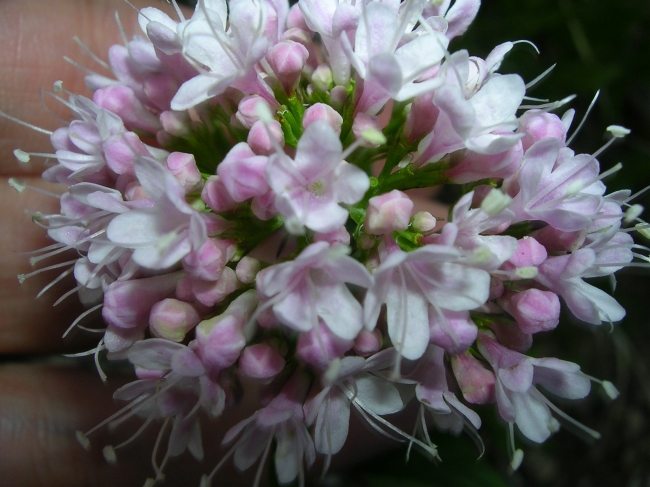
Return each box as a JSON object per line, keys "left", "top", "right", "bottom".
{"left": 0, "top": 1, "right": 449, "bottom": 485}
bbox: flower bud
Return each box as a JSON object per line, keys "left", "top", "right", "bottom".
{"left": 217, "top": 143, "right": 270, "bottom": 201}
{"left": 159, "top": 110, "right": 191, "bottom": 137}
{"left": 102, "top": 132, "right": 150, "bottom": 175}
{"left": 149, "top": 298, "right": 201, "bottom": 342}
{"left": 311, "top": 64, "right": 333, "bottom": 92}
{"left": 429, "top": 309, "right": 477, "bottom": 355}
{"left": 353, "top": 329, "right": 382, "bottom": 357}
{"left": 202, "top": 176, "right": 236, "bottom": 212}
{"left": 518, "top": 110, "right": 568, "bottom": 151}
{"left": 352, "top": 113, "right": 383, "bottom": 147}
{"left": 236, "top": 95, "right": 272, "bottom": 129}
{"left": 287, "top": 3, "right": 309, "bottom": 30}
{"left": 266, "top": 40, "right": 309, "bottom": 93}
{"left": 247, "top": 119, "right": 284, "bottom": 155}
{"left": 183, "top": 238, "right": 236, "bottom": 281}
{"left": 296, "top": 322, "right": 353, "bottom": 369}
{"left": 329, "top": 86, "right": 348, "bottom": 111}
{"left": 313, "top": 226, "right": 351, "bottom": 245}
{"left": 236, "top": 256, "right": 262, "bottom": 284}
{"left": 93, "top": 85, "right": 161, "bottom": 133}
{"left": 195, "top": 314, "right": 246, "bottom": 372}
{"left": 165, "top": 152, "right": 202, "bottom": 193}
{"left": 411, "top": 211, "right": 438, "bottom": 233}
{"left": 450, "top": 353, "right": 496, "bottom": 404}
{"left": 238, "top": 343, "right": 285, "bottom": 381}
{"left": 507, "top": 236, "right": 547, "bottom": 268}
{"left": 487, "top": 318, "right": 532, "bottom": 352}
{"left": 302, "top": 103, "right": 343, "bottom": 136}
{"left": 532, "top": 225, "right": 586, "bottom": 252}
{"left": 190, "top": 267, "right": 239, "bottom": 307}
{"left": 364, "top": 190, "right": 413, "bottom": 234}
{"left": 500, "top": 289, "right": 561, "bottom": 334}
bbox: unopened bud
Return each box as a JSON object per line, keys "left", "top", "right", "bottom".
{"left": 303, "top": 103, "right": 343, "bottom": 135}
{"left": 236, "top": 256, "right": 261, "bottom": 283}
{"left": 412, "top": 211, "right": 438, "bottom": 233}
{"left": 329, "top": 86, "right": 348, "bottom": 110}
{"left": 311, "top": 64, "right": 333, "bottom": 92}
{"left": 364, "top": 190, "right": 413, "bottom": 234}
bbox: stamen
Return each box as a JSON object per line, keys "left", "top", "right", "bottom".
{"left": 525, "top": 63, "right": 556, "bottom": 90}
{"left": 53, "top": 285, "right": 81, "bottom": 306}
{"left": 566, "top": 90, "right": 599, "bottom": 146}
{"left": 519, "top": 94, "right": 576, "bottom": 111}
{"left": 13, "top": 149, "right": 30, "bottom": 163}
{"left": 63, "top": 56, "right": 101, "bottom": 77}
{"left": 0, "top": 109, "right": 53, "bottom": 135}
{"left": 624, "top": 204, "right": 643, "bottom": 223}
{"left": 17, "top": 259, "right": 76, "bottom": 284}
{"left": 63, "top": 341, "right": 105, "bottom": 357}
{"left": 252, "top": 427, "right": 275, "bottom": 487}
{"left": 73, "top": 36, "right": 110, "bottom": 70}
{"left": 114, "top": 11, "right": 129, "bottom": 46}
{"left": 169, "top": 0, "right": 186, "bottom": 22}
{"left": 532, "top": 389, "right": 601, "bottom": 440}
{"left": 151, "top": 417, "right": 171, "bottom": 480}
{"left": 36, "top": 268, "right": 74, "bottom": 298}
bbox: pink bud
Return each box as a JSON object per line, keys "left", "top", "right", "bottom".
{"left": 507, "top": 236, "right": 548, "bottom": 268}
{"left": 329, "top": 86, "right": 348, "bottom": 110}
{"left": 429, "top": 309, "right": 478, "bottom": 354}
{"left": 216, "top": 143, "right": 270, "bottom": 201}
{"left": 450, "top": 353, "right": 496, "bottom": 404}
{"left": 311, "top": 64, "right": 333, "bottom": 92}
{"left": 266, "top": 40, "right": 309, "bottom": 93}
{"left": 489, "top": 276, "right": 505, "bottom": 300}
{"left": 302, "top": 103, "right": 343, "bottom": 135}
{"left": 353, "top": 329, "right": 383, "bottom": 357}
{"left": 500, "top": 289, "right": 561, "bottom": 334}
{"left": 102, "top": 132, "right": 150, "bottom": 175}
{"left": 296, "top": 322, "right": 353, "bottom": 369}
{"left": 143, "top": 72, "right": 179, "bottom": 112}
{"left": 403, "top": 92, "right": 438, "bottom": 143}
{"left": 149, "top": 298, "right": 201, "bottom": 342}
{"left": 487, "top": 318, "right": 532, "bottom": 352}
{"left": 195, "top": 315, "right": 246, "bottom": 371}
{"left": 159, "top": 110, "right": 191, "bottom": 137}
{"left": 236, "top": 256, "right": 261, "bottom": 284}
{"left": 411, "top": 211, "right": 438, "bottom": 233}
{"left": 238, "top": 343, "right": 285, "bottom": 380}
{"left": 518, "top": 110, "right": 568, "bottom": 151}
{"left": 202, "top": 176, "right": 236, "bottom": 212}
{"left": 313, "top": 226, "right": 351, "bottom": 245}
{"left": 190, "top": 267, "right": 239, "bottom": 307}
{"left": 364, "top": 190, "right": 414, "bottom": 234}
{"left": 182, "top": 238, "right": 236, "bottom": 281}
{"left": 287, "top": 4, "right": 309, "bottom": 30}
{"left": 124, "top": 181, "right": 149, "bottom": 201}
{"left": 352, "top": 112, "right": 382, "bottom": 147}
{"left": 93, "top": 85, "right": 161, "bottom": 133}
{"left": 102, "top": 272, "right": 182, "bottom": 329}
{"left": 247, "top": 120, "right": 284, "bottom": 155}
{"left": 165, "top": 152, "right": 202, "bottom": 193}
{"left": 236, "top": 95, "right": 272, "bottom": 129}
{"left": 532, "top": 225, "right": 586, "bottom": 252}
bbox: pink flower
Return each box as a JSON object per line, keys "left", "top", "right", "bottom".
{"left": 256, "top": 241, "right": 373, "bottom": 340}
{"left": 266, "top": 121, "right": 369, "bottom": 234}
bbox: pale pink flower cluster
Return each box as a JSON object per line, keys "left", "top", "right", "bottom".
{"left": 10, "top": 0, "right": 643, "bottom": 484}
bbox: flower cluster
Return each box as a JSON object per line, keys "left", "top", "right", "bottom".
{"left": 8, "top": 0, "right": 647, "bottom": 485}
